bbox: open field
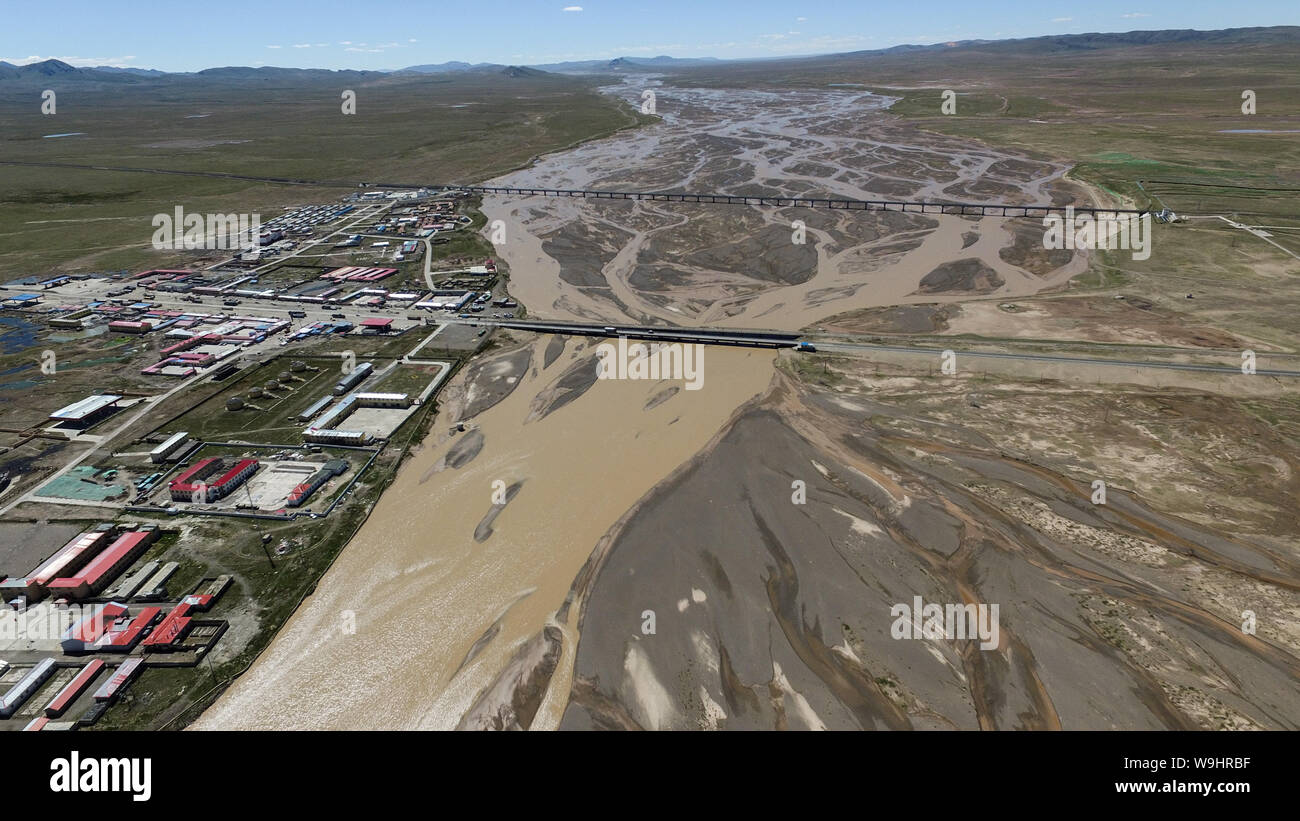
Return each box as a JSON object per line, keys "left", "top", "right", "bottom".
{"left": 666, "top": 28, "right": 1300, "bottom": 216}
{"left": 0, "top": 71, "right": 648, "bottom": 277}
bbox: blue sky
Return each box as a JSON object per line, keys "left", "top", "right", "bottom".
{"left": 1, "top": 0, "right": 1296, "bottom": 71}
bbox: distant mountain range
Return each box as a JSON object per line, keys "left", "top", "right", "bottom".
{"left": 0, "top": 58, "right": 387, "bottom": 84}
{"left": 395, "top": 55, "right": 720, "bottom": 75}
{"left": 2, "top": 27, "right": 1296, "bottom": 84}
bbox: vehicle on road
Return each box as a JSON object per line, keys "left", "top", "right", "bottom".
{"left": 793, "top": 341, "right": 817, "bottom": 352}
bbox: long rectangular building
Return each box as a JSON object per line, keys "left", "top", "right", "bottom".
{"left": 104, "top": 560, "right": 158, "bottom": 600}
{"left": 48, "top": 395, "right": 122, "bottom": 425}
{"left": 298, "top": 396, "right": 334, "bottom": 422}
{"left": 150, "top": 431, "right": 190, "bottom": 463}
{"left": 303, "top": 428, "right": 371, "bottom": 446}
{"left": 44, "top": 659, "right": 105, "bottom": 718}
{"left": 29, "top": 528, "right": 113, "bottom": 589}
{"left": 333, "top": 362, "right": 374, "bottom": 395}
{"left": 351, "top": 392, "right": 411, "bottom": 408}
{"left": 137, "top": 562, "right": 179, "bottom": 600}
{"left": 46, "top": 529, "right": 158, "bottom": 600}
{"left": 93, "top": 658, "right": 144, "bottom": 702}
{"left": 0, "top": 658, "right": 57, "bottom": 718}
{"left": 286, "top": 459, "right": 349, "bottom": 507}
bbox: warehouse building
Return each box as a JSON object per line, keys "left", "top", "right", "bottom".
{"left": 352, "top": 392, "right": 411, "bottom": 409}
{"left": 298, "top": 396, "right": 334, "bottom": 423}
{"left": 44, "top": 659, "right": 104, "bottom": 718}
{"left": 303, "top": 428, "right": 371, "bottom": 446}
{"left": 0, "top": 658, "right": 57, "bottom": 718}
{"left": 49, "top": 308, "right": 92, "bottom": 329}
{"left": 93, "top": 658, "right": 144, "bottom": 703}
{"left": 313, "top": 394, "right": 359, "bottom": 431}
{"left": 0, "top": 577, "right": 41, "bottom": 604}
{"left": 46, "top": 527, "right": 159, "bottom": 600}
{"left": 104, "top": 560, "right": 158, "bottom": 600}
{"left": 29, "top": 526, "right": 114, "bottom": 593}
{"left": 333, "top": 361, "right": 374, "bottom": 395}
{"left": 47, "top": 394, "right": 122, "bottom": 428}
{"left": 285, "top": 459, "right": 349, "bottom": 507}
{"left": 136, "top": 562, "right": 179, "bottom": 600}
{"left": 150, "top": 431, "right": 190, "bottom": 463}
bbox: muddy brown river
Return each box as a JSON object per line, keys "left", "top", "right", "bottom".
{"left": 189, "top": 77, "right": 1274, "bottom": 732}
{"left": 483, "top": 76, "right": 1088, "bottom": 331}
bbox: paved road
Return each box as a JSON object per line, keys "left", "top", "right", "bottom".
{"left": 816, "top": 341, "right": 1300, "bottom": 378}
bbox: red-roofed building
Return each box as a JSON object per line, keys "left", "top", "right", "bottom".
{"left": 169, "top": 454, "right": 257, "bottom": 501}
{"left": 61, "top": 602, "right": 127, "bottom": 653}
{"left": 46, "top": 529, "right": 158, "bottom": 600}
{"left": 94, "top": 606, "right": 161, "bottom": 652}
{"left": 44, "top": 659, "right": 105, "bottom": 717}
{"left": 31, "top": 529, "right": 112, "bottom": 589}
{"left": 169, "top": 457, "right": 258, "bottom": 502}
{"left": 142, "top": 594, "right": 213, "bottom": 652}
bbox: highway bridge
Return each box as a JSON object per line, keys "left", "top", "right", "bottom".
{"left": 469, "top": 318, "right": 1300, "bottom": 378}
{"left": 483, "top": 318, "right": 802, "bottom": 348}
{"left": 1, "top": 161, "right": 1146, "bottom": 218}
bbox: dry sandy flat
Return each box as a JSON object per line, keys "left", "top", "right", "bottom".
{"left": 193, "top": 338, "right": 773, "bottom": 730}
{"left": 560, "top": 361, "right": 1300, "bottom": 730}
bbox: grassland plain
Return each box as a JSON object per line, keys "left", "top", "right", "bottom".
{"left": 0, "top": 70, "right": 650, "bottom": 277}
{"left": 665, "top": 30, "right": 1300, "bottom": 219}
{"left": 654, "top": 29, "right": 1300, "bottom": 352}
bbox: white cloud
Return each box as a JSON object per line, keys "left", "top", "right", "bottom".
{"left": 292, "top": 44, "right": 312, "bottom": 48}
{"left": 563, "top": 5, "right": 583, "bottom": 11}
{"left": 796, "top": 17, "right": 807, "bottom": 22}
{"left": 266, "top": 45, "right": 282, "bottom": 49}
{"left": 1052, "top": 17, "right": 1073, "bottom": 23}
{"left": 1122, "top": 12, "right": 1151, "bottom": 17}
{"left": 409, "top": 38, "right": 418, "bottom": 43}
